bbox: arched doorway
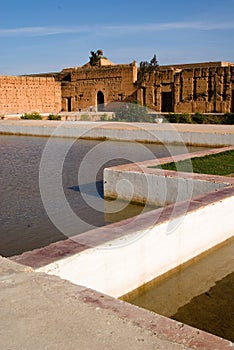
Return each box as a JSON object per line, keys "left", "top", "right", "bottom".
{"left": 97, "top": 91, "right": 104, "bottom": 111}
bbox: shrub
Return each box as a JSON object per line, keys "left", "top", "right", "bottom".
{"left": 223, "top": 112, "right": 234, "bottom": 125}
{"left": 179, "top": 112, "right": 192, "bottom": 123}
{"left": 201, "top": 114, "right": 223, "bottom": 124}
{"left": 166, "top": 113, "right": 192, "bottom": 123}
{"left": 164, "top": 112, "right": 234, "bottom": 125}
{"left": 166, "top": 113, "right": 179, "bottom": 123}
{"left": 113, "top": 103, "right": 153, "bottom": 123}
{"left": 47, "top": 114, "right": 61, "bottom": 120}
{"left": 21, "top": 112, "right": 42, "bottom": 120}
{"left": 192, "top": 112, "right": 206, "bottom": 124}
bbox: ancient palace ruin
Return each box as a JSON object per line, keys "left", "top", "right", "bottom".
{"left": 0, "top": 52, "right": 234, "bottom": 115}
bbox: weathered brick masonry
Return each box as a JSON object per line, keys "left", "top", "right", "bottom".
{"left": 0, "top": 76, "right": 61, "bottom": 114}
{"left": 0, "top": 58, "right": 234, "bottom": 114}
{"left": 138, "top": 62, "right": 234, "bottom": 113}
{"left": 59, "top": 61, "right": 138, "bottom": 112}
{"left": 59, "top": 60, "right": 234, "bottom": 113}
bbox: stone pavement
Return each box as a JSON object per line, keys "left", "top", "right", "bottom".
{"left": 0, "top": 257, "right": 232, "bottom": 350}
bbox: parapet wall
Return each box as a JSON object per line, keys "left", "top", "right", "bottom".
{"left": 104, "top": 147, "right": 234, "bottom": 206}
{"left": 11, "top": 186, "right": 234, "bottom": 299}
{"left": 0, "top": 76, "right": 61, "bottom": 114}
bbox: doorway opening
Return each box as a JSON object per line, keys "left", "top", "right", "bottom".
{"left": 142, "top": 87, "right": 146, "bottom": 106}
{"left": 97, "top": 91, "right": 105, "bottom": 111}
{"left": 67, "top": 97, "right": 72, "bottom": 112}
{"left": 161, "top": 92, "right": 173, "bottom": 112}
{"left": 231, "top": 90, "right": 234, "bottom": 113}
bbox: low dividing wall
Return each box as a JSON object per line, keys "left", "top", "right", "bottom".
{"left": 104, "top": 147, "right": 234, "bottom": 206}
{"left": 60, "top": 111, "right": 114, "bottom": 121}
{"left": 10, "top": 146, "right": 234, "bottom": 298}
{"left": 0, "top": 120, "right": 234, "bottom": 146}
{"left": 6, "top": 127, "right": 234, "bottom": 346}
{"left": 11, "top": 186, "right": 234, "bottom": 299}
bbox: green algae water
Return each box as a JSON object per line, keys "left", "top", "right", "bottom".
{"left": 0, "top": 134, "right": 206, "bottom": 257}
{"left": 121, "top": 237, "right": 234, "bottom": 342}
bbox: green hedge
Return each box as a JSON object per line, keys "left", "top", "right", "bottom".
{"left": 21, "top": 112, "right": 42, "bottom": 120}
{"left": 223, "top": 112, "right": 234, "bottom": 125}
{"left": 164, "top": 112, "right": 234, "bottom": 125}
{"left": 47, "top": 114, "right": 61, "bottom": 120}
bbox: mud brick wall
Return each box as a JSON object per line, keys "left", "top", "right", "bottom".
{"left": 0, "top": 60, "right": 233, "bottom": 115}
{"left": 141, "top": 62, "right": 234, "bottom": 113}
{"left": 60, "top": 63, "right": 138, "bottom": 112}
{"left": 0, "top": 76, "right": 61, "bottom": 114}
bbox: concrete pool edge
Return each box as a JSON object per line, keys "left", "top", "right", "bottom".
{"left": 10, "top": 186, "right": 234, "bottom": 297}
{"left": 104, "top": 146, "right": 234, "bottom": 206}
{"left": 1, "top": 257, "right": 233, "bottom": 349}
{"left": 4, "top": 124, "right": 234, "bottom": 346}
{"left": 0, "top": 120, "right": 234, "bottom": 146}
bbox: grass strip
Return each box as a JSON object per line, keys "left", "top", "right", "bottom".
{"left": 150, "top": 150, "right": 234, "bottom": 176}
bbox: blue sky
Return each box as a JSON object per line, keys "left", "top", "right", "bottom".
{"left": 1, "top": 0, "right": 234, "bottom": 75}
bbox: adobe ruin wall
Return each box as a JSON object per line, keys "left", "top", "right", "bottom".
{"left": 0, "top": 76, "right": 61, "bottom": 115}
{"left": 0, "top": 60, "right": 234, "bottom": 115}
{"left": 139, "top": 62, "right": 234, "bottom": 113}
{"left": 60, "top": 62, "right": 137, "bottom": 112}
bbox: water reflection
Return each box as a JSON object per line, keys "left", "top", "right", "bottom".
{"left": 0, "top": 135, "right": 206, "bottom": 257}
{"left": 121, "top": 237, "right": 234, "bottom": 342}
